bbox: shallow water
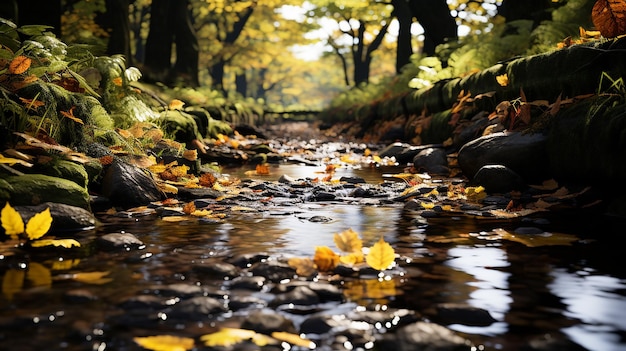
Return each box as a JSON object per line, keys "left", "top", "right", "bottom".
{"left": 1, "top": 163, "right": 626, "bottom": 351}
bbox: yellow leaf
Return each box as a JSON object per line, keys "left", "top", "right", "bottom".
{"left": 26, "top": 262, "right": 51, "bottom": 288}
{"left": 313, "top": 246, "right": 340, "bottom": 272}
{"left": 366, "top": 238, "right": 395, "bottom": 271}
{"left": 1, "top": 203, "right": 24, "bottom": 239}
{"left": 420, "top": 202, "right": 435, "bottom": 209}
{"left": 493, "top": 228, "right": 579, "bottom": 247}
{"left": 0, "top": 154, "right": 32, "bottom": 167}
{"left": 168, "top": 99, "right": 185, "bottom": 110}
{"left": 287, "top": 257, "right": 317, "bottom": 276}
{"left": 2, "top": 269, "right": 25, "bottom": 300}
{"left": 465, "top": 186, "right": 486, "bottom": 201}
{"left": 31, "top": 238, "right": 81, "bottom": 248}
{"left": 200, "top": 328, "right": 272, "bottom": 347}
{"left": 271, "top": 332, "right": 316, "bottom": 349}
{"left": 333, "top": 228, "right": 362, "bottom": 253}
{"left": 496, "top": 73, "right": 509, "bottom": 87}
{"left": 340, "top": 252, "right": 364, "bottom": 265}
{"left": 134, "top": 335, "right": 194, "bottom": 351}
{"left": 25, "top": 207, "right": 52, "bottom": 240}
{"left": 71, "top": 271, "right": 112, "bottom": 285}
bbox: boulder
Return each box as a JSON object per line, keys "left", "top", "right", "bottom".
{"left": 2, "top": 174, "right": 90, "bottom": 210}
{"left": 100, "top": 159, "right": 166, "bottom": 209}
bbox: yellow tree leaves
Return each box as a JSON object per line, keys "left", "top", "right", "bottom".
{"left": 592, "top": 0, "right": 626, "bottom": 38}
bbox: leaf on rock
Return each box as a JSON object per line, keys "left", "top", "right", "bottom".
{"left": 25, "top": 207, "right": 52, "bottom": 240}
{"left": 1, "top": 203, "right": 24, "bottom": 239}
{"left": 340, "top": 251, "right": 364, "bottom": 265}
{"left": 31, "top": 238, "right": 81, "bottom": 248}
{"left": 313, "top": 246, "right": 340, "bottom": 272}
{"left": 592, "top": 0, "right": 626, "bottom": 38}
{"left": 496, "top": 73, "right": 508, "bottom": 87}
{"left": 134, "top": 335, "right": 194, "bottom": 351}
{"left": 271, "top": 332, "right": 316, "bottom": 349}
{"left": 366, "top": 237, "right": 395, "bottom": 271}
{"left": 333, "top": 228, "right": 362, "bottom": 253}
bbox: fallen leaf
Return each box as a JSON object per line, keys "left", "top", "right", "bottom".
{"left": 366, "top": 237, "right": 395, "bottom": 271}
{"left": 31, "top": 238, "right": 81, "bottom": 248}
{"left": 592, "top": 0, "right": 626, "bottom": 38}
{"left": 271, "top": 332, "right": 316, "bottom": 349}
{"left": 333, "top": 228, "right": 362, "bottom": 253}
{"left": 134, "top": 335, "right": 194, "bottom": 351}
{"left": 313, "top": 246, "right": 340, "bottom": 272}
{"left": 25, "top": 207, "right": 52, "bottom": 240}
{"left": 9, "top": 55, "right": 31, "bottom": 74}
{"left": 200, "top": 328, "right": 273, "bottom": 347}
{"left": 1, "top": 203, "right": 24, "bottom": 239}
{"left": 71, "top": 271, "right": 112, "bottom": 284}
{"left": 493, "top": 228, "right": 579, "bottom": 247}
{"left": 496, "top": 73, "right": 509, "bottom": 86}
{"left": 288, "top": 257, "right": 317, "bottom": 276}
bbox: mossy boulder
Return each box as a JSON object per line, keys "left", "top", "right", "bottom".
{"left": 3, "top": 174, "right": 91, "bottom": 210}
{"left": 33, "top": 159, "right": 89, "bottom": 188}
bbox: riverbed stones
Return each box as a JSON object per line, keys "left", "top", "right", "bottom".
{"left": 95, "top": 232, "right": 145, "bottom": 251}
{"left": 412, "top": 147, "right": 450, "bottom": 175}
{"left": 380, "top": 321, "right": 473, "bottom": 350}
{"left": 470, "top": 164, "right": 526, "bottom": 193}
{"left": 14, "top": 202, "right": 96, "bottom": 232}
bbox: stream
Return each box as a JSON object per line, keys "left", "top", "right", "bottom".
{"left": 1, "top": 158, "right": 626, "bottom": 351}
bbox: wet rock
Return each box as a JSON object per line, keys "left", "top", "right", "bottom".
{"left": 278, "top": 174, "right": 298, "bottom": 185}
{"left": 379, "top": 142, "right": 410, "bottom": 159}
{"left": 412, "top": 147, "right": 450, "bottom": 175}
{"left": 63, "top": 289, "right": 99, "bottom": 303}
{"left": 176, "top": 187, "right": 223, "bottom": 200}
{"left": 95, "top": 232, "right": 145, "bottom": 251}
{"left": 270, "top": 286, "right": 320, "bottom": 307}
{"left": 229, "top": 276, "right": 266, "bottom": 291}
{"left": 3, "top": 174, "right": 91, "bottom": 209}
{"left": 250, "top": 260, "right": 296, "bottom": 282}
{"left": 433, "top": 303, "right": 497, "bottom": 326}
{"left": 118, "top": 295, "right": 166, "bottom": 310}
{"left": 151, "top": 283, "right": 204, "bottom": 298}
{"left": 240, "top": 310, "right": 297, "bottom": 335}
{"left": 15, "top": 202, "right": 96, "bottom": 232}
{"left": 470, "top": 164, "right": 526, "bottom": 193}
{"left": 164, "top": 296, "right": 226, "bottom": 319}
{"left": 100, "top": 159, "right": 166, "bottom": 209}
{"left": 380, "top": 321, "right": 473, "bottom": 351}
{"left": 192, "top": 261, "right": 240, "bottom": 278}
{"left": 458, "top": 131, "right": 549, "bottom": 182}
{"left": 228, "top": 295, "right": 267, "bottom": 310}
{"left": 339, "top": 176, "right": 366, "bottom": 184}
{"left": 33, "top": 159, "right": 89, "bottom": 188}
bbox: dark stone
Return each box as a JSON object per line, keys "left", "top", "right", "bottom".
{"left": 412, "top": 147, "right": 449, "bottom": 175}
{"left": 95, "top": 232, "right": 145, "bottom": 251}
{"left": 339, "top": 176, "right": 366, "bottom": 184}
{"left": 229, "top": 276, "right": 266, "bottom": 291}
{"left": 434, "top": 303, "right": 497, "bottom": 326}
{"left": 192, "top": 261, "right": 240, "bottom": 278}
{"left": 240, "top": 310, "right": 297, "bottom": 335}
{"left": 164, "top": 296, "right": 226, "bottom": 319}
{"left": 100, "top": 159, "right": 165, "bottom": 209}
{"left": 270, "top": 286, "right": 320, "bottom": 307}
{"left": 250, "top": 261, "right": 296, "bottom": 282}
{"left": 382, "top": 321, "right": 473, "bottom": 351}
{"left": 15, "top": 202, "right": 96, "bottom": 232}
{"left": 458, "top": 131, "right": 549, "bottom": 182}
{"left": 470, "top": 164, "right": 526, "bottom": 193}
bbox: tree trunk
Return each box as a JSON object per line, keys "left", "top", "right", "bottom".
{"left": 171, "top": 0, "right": 199, "bottom": 87}
{"left": 498, "top": 0, "right": 554, "bottom": 26}
{"left": 104, "top": 0, "right": 133, "bottom": 65}
{"left": 143, "top": 0, "right": 174, "bottom": 82}
{"left": 409, "top": 0, "right": 457, "bottom": 56}
{"left": 236, "top": 72, "right": 247, "bottom": 96}
{"left": 392, "top": 0, "right": 413, "bottom": 73}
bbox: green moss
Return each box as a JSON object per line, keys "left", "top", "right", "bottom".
{"left": 34, "top": 159, "right": 89, "bottom": 188}
{"left": 5, "top": 174, "right": 90, "bottom": 210}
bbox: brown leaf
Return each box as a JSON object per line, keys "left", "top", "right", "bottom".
{"left": 592, "top": 0, "right": 626, "bottom": 38}
{"left": 8, "top": 56, "right": 31, "bottom": 74}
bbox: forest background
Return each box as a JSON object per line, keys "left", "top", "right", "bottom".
{"left": 1, "top": 0, "right": 596, "bottom": 121}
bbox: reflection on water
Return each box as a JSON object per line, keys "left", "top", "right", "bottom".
{"left": 1, "top": 164, "right": 626, "bottom": 350}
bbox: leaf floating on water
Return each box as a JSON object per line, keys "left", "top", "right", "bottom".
{"left": 333, "top": 228, "right": 362, "bottom": 253}
{"left": 200, "top": 328, "right": 273, "bottom": 347}
{"left": 71, "top": 271, "right": 112, "bottom": 285}
{"left": 31, "top": 238, "right": 81, "bottom": 248}
{"left": 493, "top": 228, "right": 579, "bottom": 247}
{"left": 366, "top": 237, "right": 395, "bottom": 271}
{"left": 271, "top": 331, "right": 316, "bottom": 349}
{"left": 134, "top": 335, "right": 194, "bottom": 351}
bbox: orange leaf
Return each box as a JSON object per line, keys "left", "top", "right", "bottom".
{"left": 313, "top": 246, "right": 340, "bottom": 272}
{"left": 255, "top": 164, "right": 270, "bottom": 175}
{"left": 592, "top": 0, "right": 626, "bottom": 38}
{"left": 496, "top": 74, "right": 509, "bottom": 87}
{"left": 9, "top": 56, "right": 31, "bottom": 74}
{"left": 59, "top": 106, "right": 84, "bottom": 125}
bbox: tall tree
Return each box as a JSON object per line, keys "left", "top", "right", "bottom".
{"left": 143, "top": 0, "right": 199, "bottom": 87}
{"left": 102, "top": 0, "right": 133, "bottom": 64}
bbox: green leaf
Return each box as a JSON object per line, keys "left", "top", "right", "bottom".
{"left": 1, "top": 203, "right": 24, "bottom": 239}
{"left": 25, "top": 207, "right": 52, "bottom": 240}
